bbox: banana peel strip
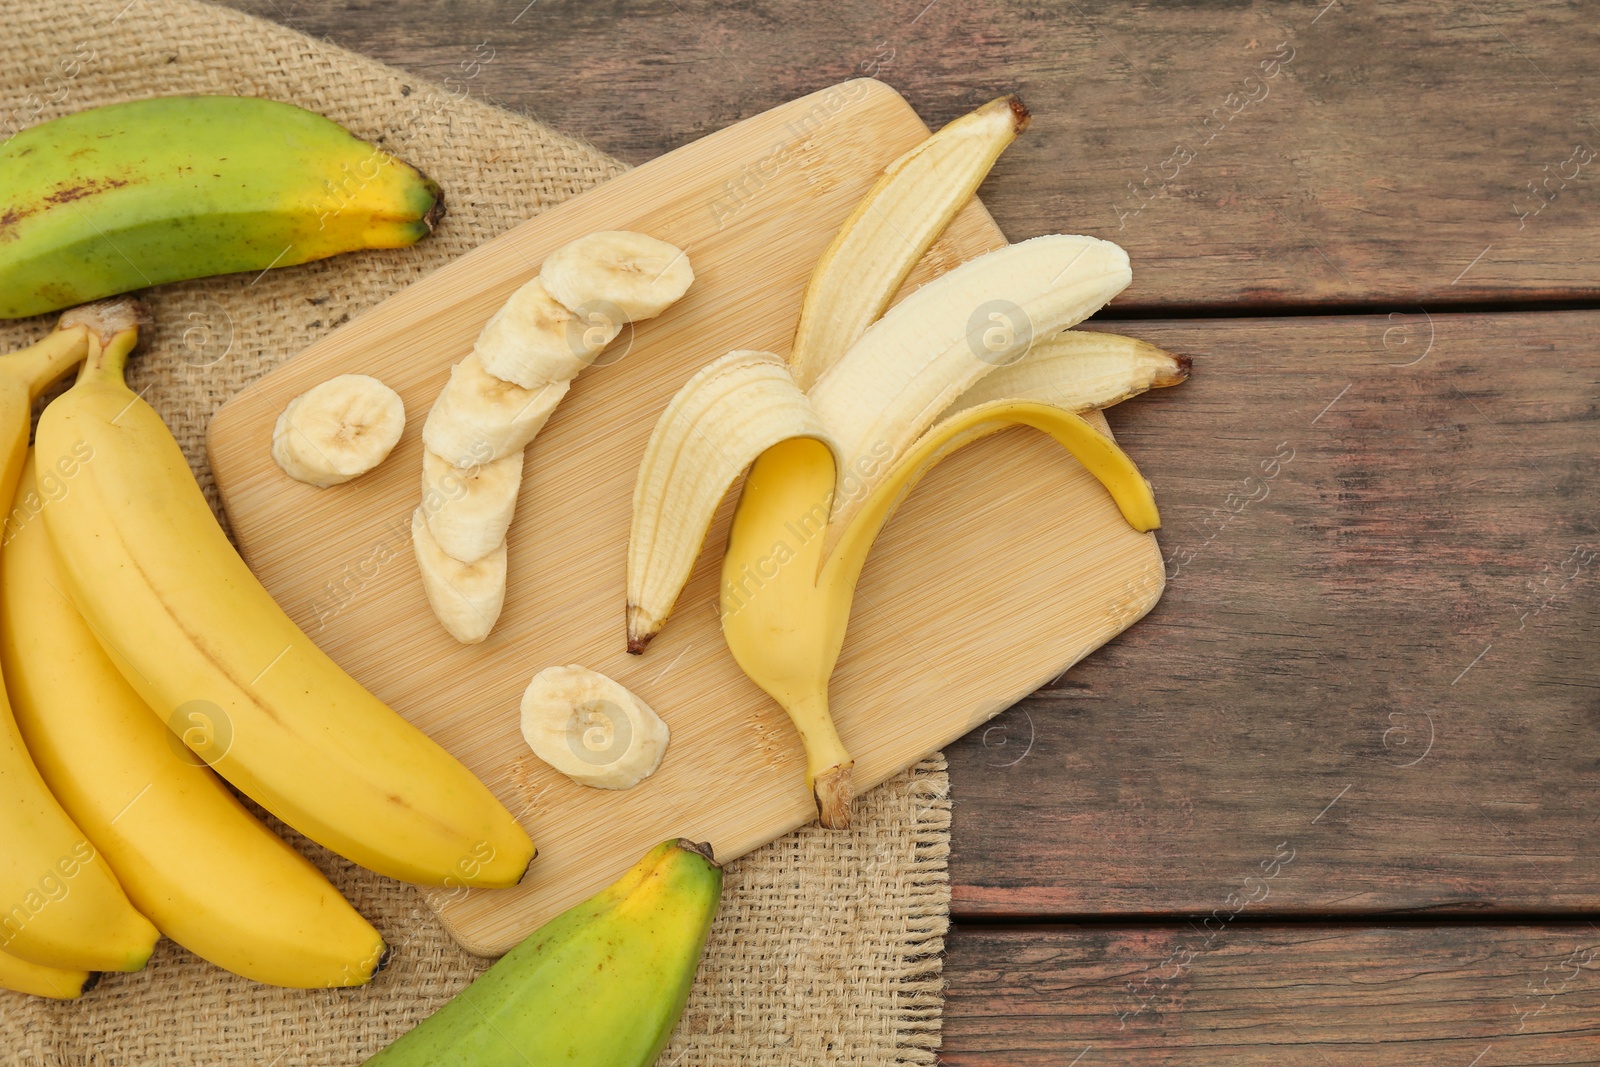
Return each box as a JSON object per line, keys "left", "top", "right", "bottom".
{"left": 626, "top": 350, "right": 841, "bottom": 652}
{"left": 944, "top": 330, "right": 1191, "bottom": 419}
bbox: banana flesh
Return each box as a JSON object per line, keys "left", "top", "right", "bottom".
{"left": 366, "top": 839, "right": 722, "bottom": 1067}
{"left": 272, "top": 373, "right": 406, "bottom": 487}
{"left": 540, "top": 230, "right": 695, "bottom": 323}
{"left": 789, "top": 94, "right": 1029, "bottom": 390}
{"left": 808, "top": 234, "right": 1132, "bottom": 541}
{"left": 0, "top": 96, "right": 442, "bottom": 319}
{"left": 520, "top": 666, "right": 669, "bottom": 789}
{"left": 421, "top": 354, "right": 569, "bottom": 468}
{"left": 475, "top": 277, "right": 614, "bottom": 389}
{"left": 36, "top": 324, "right": 534, "bottom": 888}
{"left": 417, "top": 231, "right": 693, "bottom": 644}
{"left": 1, "top": 457, "right": 388, "bottom": 988}
{"left": 0, "top": 310, "right": 159, "bottom": 973}
{"left": 421, "top": 448, "right": 523, "bottom": 564}
{"left": 412, "top": 507, "right": 507, "bottom": 645}
{"left": 626, "top": 350, "right": 837, "bottom": 653}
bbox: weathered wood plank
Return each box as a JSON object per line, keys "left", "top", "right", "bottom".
{"left": 943, "top": 310, "right": 1598, "bottom": 916}
{"left": 218, "top": 0, "right": 1600, "bottom": 309}
{"left": 942, "top": 923, "right": 1600, "bottom": 1064}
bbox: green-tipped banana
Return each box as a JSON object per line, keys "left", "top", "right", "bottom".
{"left": 0, "top": 96, "right": 443, "bottom": 318}
{"left": 366, "top": 839, "right": 722, "bottom": 1066}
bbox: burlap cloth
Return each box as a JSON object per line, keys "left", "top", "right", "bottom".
{"left": 0, "top": 1, "right": 952, "bottom": 1063}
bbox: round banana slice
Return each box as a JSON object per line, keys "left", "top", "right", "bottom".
{"left": 411, "top": 507, "right": 506, "bottom": 644}
{"left": 520, "top": 665, "right": 669, "bottom": 790}
{"left": 421, "top": 352, "right": 569, "bottom": 468}
{"left": 474, "top": 277, "right": 618, "bottom": 390}
{"left": 271, "top": 374, "right": 405, "bottom": 487}
{"left": 540, "top": 230, "right": 695, "bottom": 323}
{"left": 420, "top": 448, "right": 523, "bottom": 564}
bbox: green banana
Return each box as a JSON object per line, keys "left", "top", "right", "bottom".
{"left": 0, "top": 96, "right": 443, "bottom": 319}
{"left": 366, "top": 839, "right": 722, "bottom": 1066}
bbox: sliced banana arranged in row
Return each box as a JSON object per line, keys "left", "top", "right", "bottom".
{"left": 520, "top": 665, "right": 669, "bottom": 789}
{"left": 271, "top": 373, "right": 405, "bottom": 487}
{"left": 415, "top": 231, "right": 695, "bottom": 643}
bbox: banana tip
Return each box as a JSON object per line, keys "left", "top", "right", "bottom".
{"left": 1006, "top": 94, "right": 1031, "bottom": 134}
{"left": 372, "top": 941, "right": 395, "bottom": 977}
{"left": 79, "top": 971, "right": 104, "bottom": 996}
{"left": 675, "top": 839, "right": 721, "bottom": 868}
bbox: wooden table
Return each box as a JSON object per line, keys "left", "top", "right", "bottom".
{"left": 221, "top": 1, "right": 1600, "bottom": 1060}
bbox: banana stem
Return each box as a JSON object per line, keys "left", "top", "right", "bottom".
{"left": 59, "top": 297, "right": 145, "bottom": 387}
{"left": 783, "top": 688, "right": 855, "bottom": 829}
{"left": 6, "top": 326, "right": 90, "bottom": 399}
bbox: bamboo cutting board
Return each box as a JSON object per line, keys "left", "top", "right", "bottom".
{"left": 207, "top": 79, "right": 1165, "bottom": 956}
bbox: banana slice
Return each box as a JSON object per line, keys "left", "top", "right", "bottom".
{"left": 520, "top": 665, "right": 669, "bottom": 789}
{"left": 474, "top": 277, "right": 616, "bottom": 390}
{"left": 627, "top": 350, "right": 839, "bottom": 653}
{"left": 420, "top": 448, "right": 524, "bottom": 564}
{"left": 421, "top": 353, "right": 569, "bottom": 468}
{"left": 944, "top": 331, "right": 1190, "bottom": 418}
{"left": 271, "top": 374, "right": 405, "bottom": 487}
{"left": 540, "top": 231, "right": 694, "bottom": 323}
{"left": 411, "top": 507, "right": 506, "bottom": 644}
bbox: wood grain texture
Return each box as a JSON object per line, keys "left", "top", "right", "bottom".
{"left": 949, "top": 310, "right": 1599, "bottom": 917}
{"left": 206, "top": 81, "right": 1162, "bottom": 955}
{"left": 217, "top": 0, "right": 1600, "bottom": 310}
{"left": 942, "top": 923, "right": 1600, "bottom": 1064}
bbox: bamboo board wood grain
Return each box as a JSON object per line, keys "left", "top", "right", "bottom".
{"left": 206, "top": 79, "right": 1164, "bottom": 956}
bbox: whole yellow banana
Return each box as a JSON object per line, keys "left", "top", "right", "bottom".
{"left": 2, "top": 456, "right": 388, "bottom": 988}
{"left": 34, "top": 325, "right": 534, "bottom": 888}
{"left": 721, "top": 401, "right": 1161, "bottom": 827}
{"left": 0, "top": 309, "right": 158, "bottom": 973}
{"left": 0, "top": 96, "right": 443, "bottom": 319}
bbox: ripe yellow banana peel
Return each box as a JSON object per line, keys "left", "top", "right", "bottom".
{"left": 720, "top": 399, "right": 1161, "bottom": 828}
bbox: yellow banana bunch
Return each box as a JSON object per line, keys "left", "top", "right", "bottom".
{"left": 0, "top": 307, "right": 159, "bottom": 974}
{"left": 367, "top": 839, "right": 722, "bottom": 1066}
{"left": 627, "top": 98, "right": 1189, "bottom": 827}
{"left": 1, "top": 457, "right": 388, "bottom": 989}
{"left": 0, "top": 96, "right": 443, "bottom": 319}
{"left": 34, "top": 314, "right": 534, "bottom": 888}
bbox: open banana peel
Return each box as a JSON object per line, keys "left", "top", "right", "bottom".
{"left": 626, "top": 95, "right": 1189, "bottom": 828}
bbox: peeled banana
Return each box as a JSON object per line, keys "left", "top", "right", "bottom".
{"left": 788, "top": 93, "right": 1029, "bottom": 390}
{"left": 366, "top": 839, "right": 721, "bottom": 1067}
{"left": 272, "top": 374, "right": 406, "bottom": 487}
{"left": 0, "top": 307, "right": 159, "bottom": 973}
{"left": 0, "top": 96, "right": 442, "bottom": 319}
{"left": 521, "top": 666, "right": 670, "bottom": 789}
{"left": 417, "top": 230, "right": 694, "bottom": 643}
{"left": 1, "top": 457, "right": 388, "bottom": 989}
{"left": 34, "top": 313, "right": 534, "bottom": 888}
